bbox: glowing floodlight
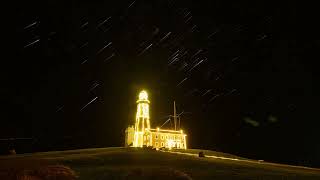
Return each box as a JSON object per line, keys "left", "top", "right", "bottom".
{"left": 167, "top": 139, "right": 175, "bottom": 150}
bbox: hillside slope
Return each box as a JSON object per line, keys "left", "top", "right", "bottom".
{"left": 1, "top": 147, "right": 319, "bottom": 179}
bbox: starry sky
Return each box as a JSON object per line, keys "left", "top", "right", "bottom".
{"left": 1, "top": 0, "right": 319, "bottom": 167}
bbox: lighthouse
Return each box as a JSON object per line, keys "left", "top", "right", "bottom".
{"left": 133, "top": 90, "right": 151, "bottom": 147}
{"left": 135, "top": 90, "right": 150, "bottom": 132}
{"left": 125, "top": 90, "right": 187, "bottom": 149}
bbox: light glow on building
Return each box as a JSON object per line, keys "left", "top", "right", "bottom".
{"left": 125, "top": 90, "right": 187, "bottom": 150}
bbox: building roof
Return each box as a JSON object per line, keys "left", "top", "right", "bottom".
{"left": 149, "top": 128, "right": 186, "bottom": 135}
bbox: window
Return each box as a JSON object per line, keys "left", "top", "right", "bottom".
{"left": 165, "top": 135, "right": 168, "bottom": 139}
{"left": 165, "top": 142, "right": 168, "bottom": 147}
{"left": 161, "top": 142, "right": 164, "bottom": 147}
{"left": 161, "top": 135, "right": 164, "bottom": 140}
{"left": 155, "top": 142, "right": 158, "bottom": 147}
{"left": 155, "top": 135, "right": 158, "bottom": 139}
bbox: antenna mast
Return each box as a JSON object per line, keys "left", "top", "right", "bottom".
{"left": 174, "top": 101, "right": 177, "bottom": 131}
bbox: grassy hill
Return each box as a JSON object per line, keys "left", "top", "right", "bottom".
{"left": 1, "top": 147, "right": 319, "bottom": 179}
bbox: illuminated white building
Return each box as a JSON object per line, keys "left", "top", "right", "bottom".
{"left": 125, "top": 90, "right": 187, "bottom": 150}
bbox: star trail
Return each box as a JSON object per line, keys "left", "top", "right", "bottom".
{"left": 1, "top": 0, "right": 319, "bottom": 168}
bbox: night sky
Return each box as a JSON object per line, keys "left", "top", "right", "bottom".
{"left": 1, "top": 1, "right": 319, "bottom": 167}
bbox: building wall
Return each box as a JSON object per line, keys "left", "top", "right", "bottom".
{"left": 150, "top": 132, "right": 186, "bottom": 149}
{"left": 126, "top": 126, "right": 187, "bottom": 149}
{"left": 125, "top": 126, "right": 134, "bottom": 147}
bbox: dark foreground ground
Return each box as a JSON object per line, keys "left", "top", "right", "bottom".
{"left": 0, "top": 147, "right": 320, "bottom": 179}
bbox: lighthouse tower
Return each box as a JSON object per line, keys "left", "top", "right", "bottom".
{"left": 133, "top": 90, "right": 151, "bottom": 147}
